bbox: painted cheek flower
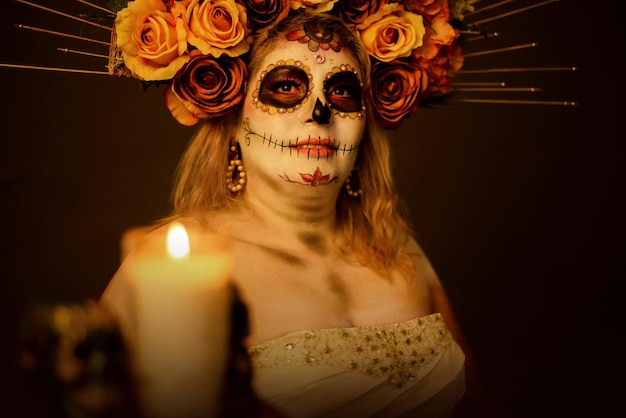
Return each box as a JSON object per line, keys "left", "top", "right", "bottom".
{"left": 370, "top": 59, "right": 427, "bottom": 129}
{"left": 164, "top": 53, "right": 248, "bottom": 126}
{"left": 357, "top": 3, "right": 426, "bottom": 63}
{"left": 290, "top": 0, "right": 339, "bottom": 14}
{"left": 300, "top": 167, "right": 331, "bottom": 186}
{"left": 186, "top": 0, "right": 253, "bottom": 58}
{"left": 115, "top": 0, "right": 190, "bottom": 81}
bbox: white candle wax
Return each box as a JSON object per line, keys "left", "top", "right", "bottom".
{"left": 129, "top": 223, "right": 233, "bottom": 418}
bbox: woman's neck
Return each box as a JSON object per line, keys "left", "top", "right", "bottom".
{"left": 239, "top": 178, "right": 341, "bottom": 238}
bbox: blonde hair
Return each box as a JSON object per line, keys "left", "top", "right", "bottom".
{"left": 169, "top": 11, "right": 416, "bottom": 281}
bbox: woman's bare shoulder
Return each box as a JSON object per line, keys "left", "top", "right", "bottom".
{"left": 395, "top": 231, "right": 444, "bottom": 290}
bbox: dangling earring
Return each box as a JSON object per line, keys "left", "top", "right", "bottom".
{"left": 226, "top": 143, "right": 246, "bottom": 192}
{"left": 344, "top": 168, "right": 362, "bottom": 197}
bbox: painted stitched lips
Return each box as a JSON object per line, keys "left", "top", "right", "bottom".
{"left": 291, "top": 137, "right": 336, "bottom": 158}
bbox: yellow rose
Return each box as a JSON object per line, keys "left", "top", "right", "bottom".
{"left": 357, "top": 3, "right": 425, "bottom": 63}
{"left": 115, "top": 0, "right": 190, "bottom": 80}
{"left": 186, "top": 0, "right": 252, "bottom": 58}
{"left": 290, "top": 0, "right": 339, "bottom": 14}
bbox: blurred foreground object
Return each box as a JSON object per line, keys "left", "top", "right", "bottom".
{"left": 17, "top": 300, "right": 138, "bottom": 418}
{"left": 17, "top": 294, "right": 285, "bottom": 417}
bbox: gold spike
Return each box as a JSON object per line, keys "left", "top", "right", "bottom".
{"left": 453, "top": 82, "right": 506, "bottom": 87}
{"left": 463, "top": 43, "right": 537, "bottom": 58}
{"left": 464, "top": 0, "right": 516, "bottom": 17}
{"left": 15, "top": 0, "right": 112, "bottom": 31}
{"left": 467, "top": 32, "right": 500, "bottom": 42}
{"left": 469, "top": 0, "right": 559, "bottom": 26}
{"left": 453, "top": 87, "right": 541, "bottom": 92}
{"left": 75, "top": 0, "right": 114, "bottom": 15}
{"left": 57, "top": 48, "right": 109, "bottom": 59}
{"left": 0, "top": 63, "right": 109, "bottom": 75}
{"left": 451, "top": 98, "right": 578, "bottom": 106}
{"left": 458, "top": 30, "right": 483, "bottom": 35}
{"left": 459, "top": 66, "right": 578, "bottom": 74}
{"left": 15, "top": 24, "right": 110, "bottom": 46}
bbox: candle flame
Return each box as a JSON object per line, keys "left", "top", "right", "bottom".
{"left": 167, "top": 223, "right": 190, "bottom": 259}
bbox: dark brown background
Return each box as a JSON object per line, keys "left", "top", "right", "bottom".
{"left": 1, "top": 1, "right": 622, "bottom": 417}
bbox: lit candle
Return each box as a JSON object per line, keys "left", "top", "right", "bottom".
{"left": 128, "top": 222, "right": 233, "bottom": 418}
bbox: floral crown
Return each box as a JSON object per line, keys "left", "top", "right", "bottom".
{"left": 3, "top": 0, "right": 577, "bottom": 129}
{"left": 105, "top": 0, "right": 475, "bottom": 129}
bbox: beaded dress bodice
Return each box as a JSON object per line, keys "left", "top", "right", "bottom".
{"left": 248, "top": 313, "right": 466, "bottom": 418}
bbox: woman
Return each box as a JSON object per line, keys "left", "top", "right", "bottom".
{"left": 102, "top": 3, "right": 493, "bottom": 417}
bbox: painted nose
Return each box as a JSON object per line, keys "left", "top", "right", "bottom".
{"left": 312, "top": 98, "right": 331, "bottom": 124}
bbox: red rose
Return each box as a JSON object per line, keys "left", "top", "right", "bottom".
{"left": 421, "top": 42, "right": 463, "bottom": 98}
{"left": 165, "top": 55, "right": 247, "bottom": 125}
{"left": 370, "top": 59, "right": 426, "bottom": 129}
{"left": 240, "top": 0, "right": 291, "bottom": 31}
{"left": 402, "top": 0, "right": 450, "bottom": 23}
{"left": 337, "top": 0, "right": 387, "bottom": 27}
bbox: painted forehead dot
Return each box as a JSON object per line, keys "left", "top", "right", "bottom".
{"left": 314, "top": 53, "right": 326, "bottom": 64}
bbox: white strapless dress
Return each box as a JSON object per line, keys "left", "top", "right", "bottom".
{"left": 248, "top": 313, "right": 465, "bottom": 418}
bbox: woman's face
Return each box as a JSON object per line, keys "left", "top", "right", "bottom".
{"left": 236, "top": 34, "right": 366, "bottom": 194}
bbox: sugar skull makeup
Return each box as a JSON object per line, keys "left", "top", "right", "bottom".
{"left": 251, "top": 59, "right": 313, "bottom": 114}
{"left": 237, "top": 34, "right": 366, "bottom": 192}
{"left": 323, "top": 64, "right": 363, "bottom": 118}
{"left": 251, "top": 61, "right": 364, "bottom": 119}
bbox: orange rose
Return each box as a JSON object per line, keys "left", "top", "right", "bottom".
{"left": 404, "top": 0, "right": 456, "bottom": 59}
{"left": 412, "top": 13, "right": 456, "bottom": 59}
{"left": 164, "top": 54, "right": 248, "bottom": 126}
{"left": 186, "top": 0, "right": 252, "bottom": 58}
{"left": 357, "top": 3, "right": 426, "bottom": 62}
{"left": 421, "top": 42, "right": 464, "bottom": 98}
{"left": 370, "top": 59, "right": 426, "bottom": 129}
{"left": 115, "top": 0, "right": 190, "bottom": 80}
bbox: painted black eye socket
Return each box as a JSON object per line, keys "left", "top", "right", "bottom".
{"left": 259, "top": 66, "right": 309, "bottom": 108}
{"left": 324, "top": 71, "right": 362, "bottom": 113}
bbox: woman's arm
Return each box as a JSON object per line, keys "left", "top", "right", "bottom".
{"left": 100, "top": 257, "right": 138, "bottom": 351}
